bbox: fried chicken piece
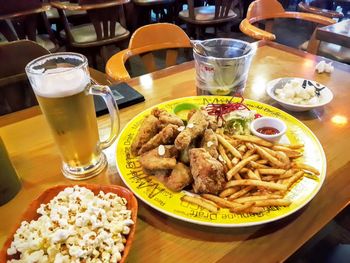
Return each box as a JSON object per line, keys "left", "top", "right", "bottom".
{"left": 146, "top": 169, "right": 172, "bottom": 183}
{"left": 152, "top": 108, "right": 184, "bottom": 128}
{"left": 139, "top": 145, "right": 178, "bottom": 171}
{"left": 165, "top": 162, "right": 192, "bottom": 192}
{"left": 175, "top": 110, "right": 209, "bottom": 151}
{"left": 138, "top": 124, "right": 180, "bottom": 155}
{"left": 131, "top": 115, "right": 159, "bottom": 156}
{"left": 206, "top": 114, "right": 220, "bottom": 131}
{"left": 200, "top": 129, "right": 219, "bottom": 159}
{"left": 187, "top": 109, "right": 197, "bottom": 121}
{"left": 179, "top": 141, "right": 197, "bottom": 164}
{"left": 189, "top": 148, "right": 226, "bottom": 195}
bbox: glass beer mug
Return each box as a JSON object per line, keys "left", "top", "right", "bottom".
{"left": 25, "top": 53, "right": 119, "bottom": 180}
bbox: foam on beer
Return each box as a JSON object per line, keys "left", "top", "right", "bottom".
{"left": 31, "top": 67, "right": 90, "bottom": 98}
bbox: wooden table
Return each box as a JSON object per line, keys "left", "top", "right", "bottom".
{"left": 316, "top": 19, "right": 350, "bottom": 48}
{"left": 1, "top": 41, "right": 350, "bottom": 262}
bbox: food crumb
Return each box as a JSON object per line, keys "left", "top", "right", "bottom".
{"left": 177, "top": 126, "right": 185, "bottom": 132}
{"left": 218, "top": 155, "right": 225, "bottom": 163}
{"left": 158, "top": 145, "right": 165, "bottom": 156}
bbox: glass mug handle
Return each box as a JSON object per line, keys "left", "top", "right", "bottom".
{"left": 88, "top": 84, "right": 120, "bottom": 149}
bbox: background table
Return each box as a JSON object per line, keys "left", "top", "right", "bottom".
{"left": 1, "top": 41, "right": 350, "bottom": 262}
{"left": 316, "top": 19, "right": 350, "bottom": 48}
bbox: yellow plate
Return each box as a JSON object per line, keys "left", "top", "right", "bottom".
{"left": 115, "top": 96, "right": 326, "bottom": 227}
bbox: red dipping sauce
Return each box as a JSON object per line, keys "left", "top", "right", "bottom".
{"left": 257, "top": 127, "right": 280, "bottom": 135}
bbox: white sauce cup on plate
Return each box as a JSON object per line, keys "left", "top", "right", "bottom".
{"left": 250, "top": 117, "right": 287, "bottom": 142}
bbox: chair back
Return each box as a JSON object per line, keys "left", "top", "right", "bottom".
{"left": 298, "top": 1, "right": 344, "bottom": 19}
{"left": 79, "top": 0, "right": 127, "bottom": 41}
{"left": 240, "top": 0, "right": 335, "bottom": 55}
{"left": 0, "top": 40, "right": 50, "bottom": 115}
{"left": 106, "top": 23, "right": 192, "bottom": 81}
{"left": 187, "top": 0, "right": 240, "bottom": 20}
{"left": 0, "top": 0, "right": 57, "bottom": 51}
{"left": 246, "top": 0, "right": 285, "bottom": 20}
{"left": 214, "top": 0, "right": 237, "bottom": 19}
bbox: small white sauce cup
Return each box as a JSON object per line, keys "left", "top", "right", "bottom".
{"left": 250, "top": 117, "right": 287, "bottom": 142}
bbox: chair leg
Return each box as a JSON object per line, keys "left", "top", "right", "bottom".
{"left": 100, "top": 46, "right": 109, "bottom": 66}
{"left": 90, "top": 51, "right": 98, "bottom": 69}
{"left": 307, "top": 28, "right": 321, "bottom": 55}
{"left": 185, "top": 23, "right": 196, "bottom": 39}
{"left": 195, "top": 27, "right": 201, "bottom": 39}
{"left": 197, "top": 27, "right": 206, "bottom": 40}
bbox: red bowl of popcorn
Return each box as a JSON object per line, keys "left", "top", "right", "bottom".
{"left": 0, "top": 184, "right": 138, "bottom": 263}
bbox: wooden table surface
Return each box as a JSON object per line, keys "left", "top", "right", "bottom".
{"left": 316, "top": 19, "right": 350, "bottom": 48}
{"left": 1, "top": 41, "right": 350, "bottom": 262}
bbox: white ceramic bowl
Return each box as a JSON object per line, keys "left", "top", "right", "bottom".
{"left": 266, "top": 77, "right": 333, "bottom": 112}
{"left": 250, "top": 117, "right": 287, "bottom": 142}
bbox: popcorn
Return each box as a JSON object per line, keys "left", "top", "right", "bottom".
{"left": 7, "top": 186, "right": 133, "bottom": 262}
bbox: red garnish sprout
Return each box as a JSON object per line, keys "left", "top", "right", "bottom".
{"left": 206, "top": 96, "right": 251, "bottom": 122}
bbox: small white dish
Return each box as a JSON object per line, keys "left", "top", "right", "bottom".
{"left": 250, "top": 117, "right": 287, "bottom": 142}
{"left": 266, "top": 77, "right": 333, "bottom": 112}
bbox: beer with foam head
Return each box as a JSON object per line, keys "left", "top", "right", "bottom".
{"left": 26, "top": 53, "right": 119, "bottom": 180}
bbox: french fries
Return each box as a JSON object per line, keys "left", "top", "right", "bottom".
{"left": 219, "top": 187, "right": 239, "bottom": 198}
{"left": 292, "top": 163, "right": 320, "bottom": 175}
{"left": 247, "top": 199, "right": 291, "bottom": 207}
{"left": 218, "top": 145, "right": 233, "bottom": 169}
{"left": 258, "top": 168, "right": 286, "bottom": 175}
{"left": 183, "top": 132, "right": 319, "bottom": 216}
{"left": 255, "top": 145, "right": 286, "bottom": 168}
{"left": 231, "top": 134, "right": 273, "bottom": 147}
{"left": 227, "top": 186, "right": 254, "bottom": 200}
{"left": 225, "top": 179, "right": 288, "bottom": 191}
{"left": 216, "top": 134, "right": 242, "bottom": 159}
{"left": 181, "top": 195, "right": 218, "bottom": 213}
{"left": 234, "top": 194, "right": 282, "bottom": 203}
{"left": 202, "top": 194, "right": 241, "bottom": 209}
{"left": 227, "top": 155, "right": 259, "bottom": 180}
{"left": 209, "top": 133, "right": 319, "bottom": 215}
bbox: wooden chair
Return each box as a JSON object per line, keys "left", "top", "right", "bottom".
{"left": 44, "top": 1, "right": 88, "bottom": 36}
{"left": 0, "top": 40, "right": 50, "bottom": 116}
{"left": 178, "top": 0, "right": 243, "bottom": 39}
{"left": 0, "top": 21, "right": 17, "bottom": 42}
{"left": 298, "top": 1, "right": 350, "bottom": 63}
{"left": 239, "top": 0, "right": 335, "bottom": 54}
{"left": 132, "top": 0, "right": 176, "bottom": 26}
{"left": 105, "top": 23, "right": 192, "bottom": 82}
{"left": 51, "top": 0, "right": 130, "bottom": 66}
{"left": 298, "top": 1, "right": 344, "bottom": 19}
{"left": 0, "top": 0, "right": 59, "bottom": 52}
